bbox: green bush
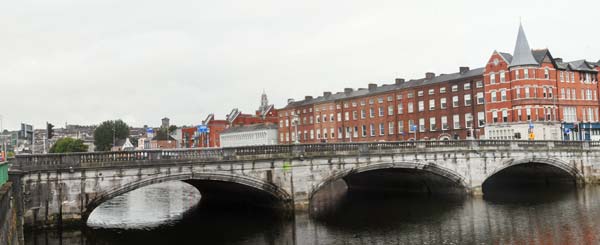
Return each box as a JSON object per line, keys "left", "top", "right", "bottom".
{"left": 49, "top": 138, "right": 89, "bottom": 153}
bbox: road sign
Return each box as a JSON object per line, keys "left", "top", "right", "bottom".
{"left": 146, "top": 128, "right": 154, "bottom": 133}
{"left": 529, "top": 122, "right": 534, "bottom": 129}
{"left": 410, "top": 125, "right": 417, "bottom": 131}
{"left": 564, "top": 128, "right": 572, "bottom": 134}
{"left": 197, "top": 125, "right": 208, "bottom": 133}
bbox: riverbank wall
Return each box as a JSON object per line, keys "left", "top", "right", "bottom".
{"left": 0, "top": 182, "right": 21, "bottom": 245}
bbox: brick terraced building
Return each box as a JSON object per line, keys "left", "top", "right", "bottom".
{"left": 278, "top": 24, "right": 600, "bottom": 144}
{"left": 278, "top": 67, "right": 485, "bottom": 144}
{"left": 484, "top": 24, "right": 600, "bottom": 140}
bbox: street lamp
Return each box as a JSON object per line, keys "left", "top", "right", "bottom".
{"left": 292, "top": 114, "right": 300, "bottom": 144}
{"left": 0, "top": 115, "right": 6, "bottom": 158}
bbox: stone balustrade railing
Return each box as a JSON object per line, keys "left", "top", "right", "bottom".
{"left": 9, "top": 140, "right": 595, "bottom": 171}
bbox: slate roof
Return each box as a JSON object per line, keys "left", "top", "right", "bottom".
{"left": 501, "top": 47, "right": 597, "bottom": 72}
{"left": 532, "top": 49, "right": 550, "bottom": 64}
{"left": 284, "top": 67, "right": 484, "bottom": 109}
{"left": 509, "top": 24, "right": 539, "bottom": 68}
{"left": 220, "top": 124, "right": 278, "bottom": 134}
{"left": 565, "top": 60, "right": 597, "bottom": 72}
{"left": 499, "top": 52, "right": 513, "bottom": 63}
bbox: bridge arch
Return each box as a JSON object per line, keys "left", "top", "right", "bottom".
{"left": 309, "top": 161, "right": 469, "bottom": 203}
{"left": 481, "top": 157, "right": 584, "bottom": 194}
{"left": 83, "top": 172, "right": 293, "bottom": 222}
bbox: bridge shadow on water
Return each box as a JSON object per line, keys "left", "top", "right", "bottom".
{"left": 27, "top": 180, "right": 294, "bottom": 245}
{"left": 310, "top": 169, "right": 468, "bottom": 230}
{"left": 482, "top": 162, "right": 579, "bottom": 204}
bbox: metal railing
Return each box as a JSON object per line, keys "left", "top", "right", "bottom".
{"left": 10, "top": 140, "right": 595, "bottom": 170}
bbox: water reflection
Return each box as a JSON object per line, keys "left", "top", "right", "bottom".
{"left": 26, "top": 182, "right": 600, "bottom": 245}
{"left": 87, "top": 181, "right": 201, "bottom": 229}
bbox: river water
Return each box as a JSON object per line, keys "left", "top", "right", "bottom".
{"left": 25, "top": 181, "right": 600, "bottom": 244}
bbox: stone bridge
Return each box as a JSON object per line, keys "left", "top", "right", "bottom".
{"left": 8, "top": 140, "right": 600, "bottom": 228}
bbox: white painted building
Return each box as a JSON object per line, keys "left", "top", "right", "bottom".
{"left": 220, "top": 124, "right": 278, "bottom": 147}
{"left": 484, "top": 122, "right": 561, "bottom": 140}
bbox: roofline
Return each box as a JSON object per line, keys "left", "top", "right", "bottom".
{"left": 281, "top": 67, "right": 484, "bottom": 109}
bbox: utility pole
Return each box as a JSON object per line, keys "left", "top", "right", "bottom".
{"left": 292, "top": 115, "right": 299, "bottom": 144}
{"left": 31, "top": 126, "right": 35, "bottom": 154}
{"left": 0, "top": 115, "right": 4, "bottom": 158}
{"left": 112, "top": 121, "right": 116, "bottom": 149}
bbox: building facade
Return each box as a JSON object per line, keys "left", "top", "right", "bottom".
{"left": 484, "top": 24, "right": 600, "bottom": 140}
{"left": 278, "top": 24, "right": 600, "bottom": 144}
{"left": 219, "top": 124, "right": 278, "bottom": 147}
{"left": 279, "top": 68, "right": 485, "bottom": 144}
{"left": 198, "top": 92, "right": 279, "bottom": 148}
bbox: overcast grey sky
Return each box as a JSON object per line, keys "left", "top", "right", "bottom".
{"left": 2, "top": 0, "right": 599, "bottom": 130}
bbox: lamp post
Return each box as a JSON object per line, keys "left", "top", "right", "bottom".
{"left": 292, "top": 115, "right": 299, "bottom": 144}
{"left": 112, "top": 121, "right": 116, "bottom": 149}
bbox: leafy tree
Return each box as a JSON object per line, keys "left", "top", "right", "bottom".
{"left": 49, "top": 137, "right": 89, "bottom": 153}
{"left": 168, "top": 125, "right": 178, "bottom": 133}
{"left": 93, "top": 120, "right": 130, "bottom": 151}
{"left": 129, "top": 136, "right": 139, "bottom": 147}
{"left": 154, "top": 128, "right": 172, "bottom": 140}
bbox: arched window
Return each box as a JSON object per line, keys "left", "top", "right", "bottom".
{"left": 544, "top": 68, "right": 550, "bottom": 79}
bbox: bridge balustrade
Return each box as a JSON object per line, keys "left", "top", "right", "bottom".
{"left": 10, "top": 140, "right": 600, "bottom": 171}
{"left": 517, "top": 141, "right": 553, "bottom": 147}
{"left": 589, "top": 141, "right": 600, "bottom": 147}
{"left": 555, "top": 140, "right": 585, "bottom": 147}
{"left": 477, "top": 140, "right": 511, "bottom": 147}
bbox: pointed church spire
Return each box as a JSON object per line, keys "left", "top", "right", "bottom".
{"left": 260, "top": 90, "right": 268, "bottom": 108}
{"left": 509, "top": 23, "right": 539, "bottom": 68}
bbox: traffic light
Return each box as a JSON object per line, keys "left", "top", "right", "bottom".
{"left": 573, "top": 124, "right": 579, "bottom": 132}
{"left": 47, "top": 122, "right": 55, "bottom": 139}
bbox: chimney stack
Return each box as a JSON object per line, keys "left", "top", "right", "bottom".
{"left": 459, "top": 66, "right": 470, "bottom": 74}
{"left": 425, "top": 72, "right": 435, "bottom": 79}
{"left": 304, "top": 95, "right": 313, "bottom": 100}
{"left": 368, "top": 83, "right": 377, "bottom": 91}
{"left": 323, "top": 91, "right": 332, "bottom": 97}
{"left": 287, "top": 98, "right": 295, "bottom": 104}
{"left": 395, "top": 78, "right": 405, "bottom": 85}
{"left": 344, "top": 88, "right": 353, "bottom": 94}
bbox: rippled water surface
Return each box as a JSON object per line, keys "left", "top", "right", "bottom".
{"left": 26, "top": 181, "right": 600, "bottom": 245}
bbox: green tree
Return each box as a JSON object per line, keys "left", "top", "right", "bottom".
{"left": 129, "top": 136, "right": 139, "bottom": 147}
{"left": 168, "top": 125, "right": 178, "bottom": 134}
{"left": 93, "top": 120, "right": 130, "bottom": 151}
{"left": 49, "top": 137, "right": 89, "bottom": 153}
{"left": 154, "top": 128, "right": 172, "bottom": 140}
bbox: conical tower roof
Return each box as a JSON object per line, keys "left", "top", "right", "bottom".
{"left": 509, "top": 24, "right": 539, "bottom": 68}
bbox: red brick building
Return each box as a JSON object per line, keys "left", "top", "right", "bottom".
{"left": 279, "top": 68, "right": 485, "bottom": 144}
{"left": 484, "top": 24, "right": 600, "bottom": 140}
{"left": 198, "top": 113, "right": 228, "bottom": 148}
{"left": 279, "top": 24, "right": 600, "bottom": 144}
{"left": 181, "top": 127, "right": 197, "bottom": 148}
{"left": 198, "top": 92, "right": 279, "bottom": 148}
